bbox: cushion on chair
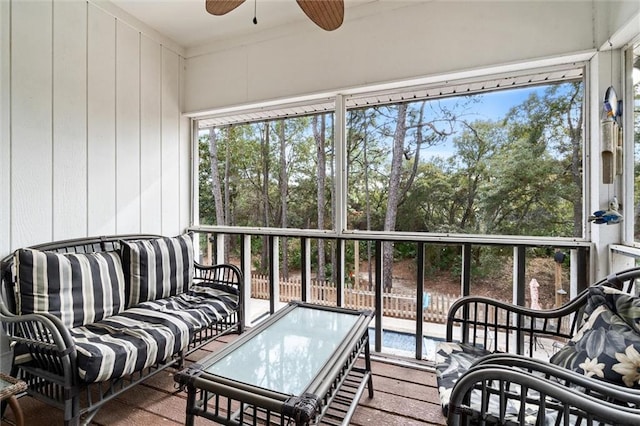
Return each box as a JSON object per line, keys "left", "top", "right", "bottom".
{"left": 436, "top": 342, "right": 571, "bottom": 424}
{"left": 70, "top": 285, "right": 238, "bottom": 382}
{"left": 435, "top": 342, "right": 492, "bottom": 412}
{"left": 15, "top": 248, "right": 126, "bottom": 328}
{"left": 120, "top": 233, "right": 194, "bottom": 307}
{"left": 550, "top": 286, "right": 640, "bottom": 388}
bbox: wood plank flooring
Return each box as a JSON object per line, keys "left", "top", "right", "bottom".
{"left": 1, "top": 334, "right": 446, "bottom": 426}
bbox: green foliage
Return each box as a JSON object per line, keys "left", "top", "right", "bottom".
{"left": 423, "top": 245, "right": 461, "bottom": 276}
{"left": 198, "top": 81, "right": 585, "bottom": 277}
{"left": 394, "top": 242, "right": 416, "bottom": 259}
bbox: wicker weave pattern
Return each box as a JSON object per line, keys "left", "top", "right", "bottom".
{"left": 0, "top": 372, "right": 27, "bottom": 400}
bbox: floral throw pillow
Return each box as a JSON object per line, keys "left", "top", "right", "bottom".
{"left": 550, "top": 286, "right": 640, "bottom": 388}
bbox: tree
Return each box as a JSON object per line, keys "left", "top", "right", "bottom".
{"left": 314, "top": 115, "right": 327, "bottom": 281}
{"left": 277, "top": 120, "right": 290, "bottom": 279}
{"left": 260, "top": 122, "right": 271, "bottom": 272}
{"left": 382, "top": 103, "right": 408, "bottom": 291}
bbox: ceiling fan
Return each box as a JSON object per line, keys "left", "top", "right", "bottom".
{"left": 205, "top": 0, "right": 344, "bottom": 31}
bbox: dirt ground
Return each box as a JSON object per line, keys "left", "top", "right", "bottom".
{"left": 380, "top": 257, "right": 567, "bottom": 308}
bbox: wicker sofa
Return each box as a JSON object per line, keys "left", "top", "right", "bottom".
{"left": 436, "top": 267, "right": 640, "bottom": 425}
{"left": 0, "top": 233, "right": 243, "bottom": 425}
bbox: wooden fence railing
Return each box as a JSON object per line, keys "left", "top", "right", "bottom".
{"left": 251, "top": 275, "right": 458, "bottom": 323}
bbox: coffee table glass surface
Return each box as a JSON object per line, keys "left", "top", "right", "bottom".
{"left": 205, "top": 304, "right": 359, "bottom": 395}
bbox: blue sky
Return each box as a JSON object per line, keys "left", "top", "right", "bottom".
{"left": 424, "top": 85, "right": 546, "bottom": 160}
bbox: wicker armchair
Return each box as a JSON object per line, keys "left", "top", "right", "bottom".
{"left": 436, "top": 267, "right": 640, "bottom": 425}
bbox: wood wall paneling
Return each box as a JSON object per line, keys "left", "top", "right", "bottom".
{"left": 4, "top": 0, "right": 195, "bottom": 256}
{"left": 11, "top": 0, "right": 53, "bottom": 248}
{"left": 116, "top": 20, "right": 141, "bottom": 234}
{"left": 140, "top": 35, "right": 163, "bottom": 234}
{"left": 179, "top": 57, "right": 191, "bottom": 230}
{"left": 161, "top": 47, "right": 181, "bottom": 236}
{"left": 87, "top": 4, "right": 116, "bottom": 236}
{"left": 0, "top": 0, "right": 11, "bottom": 257}
{"left": 0, "top": 0, "right": 12, "bottom": 376}
{"left": 53, "top": 0, "right": 87, "bottom": 240}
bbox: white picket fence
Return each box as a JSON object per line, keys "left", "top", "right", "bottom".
{"left": 251, "top": 274, "right": 457, "bottom": 323}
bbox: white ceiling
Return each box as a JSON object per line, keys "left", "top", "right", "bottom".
{"left": 109, "top": 0, "right": 385, "bottom": 49}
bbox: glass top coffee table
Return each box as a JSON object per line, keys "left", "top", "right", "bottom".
{"left": 174, "top": 301, "right": 374, "bottom": 425}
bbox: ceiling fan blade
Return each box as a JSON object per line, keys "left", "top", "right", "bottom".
{"left": 296, "top": 0, "right": 344, "bottom": 31}
{"left": 205, "top": 0, "right": 246, "bottom": 16}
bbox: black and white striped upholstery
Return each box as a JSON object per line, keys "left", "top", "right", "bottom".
{"left": 120, "top": 233, "right": 194, "bottom": 307}
{"left": 15, "top": 248, "right": 126, "bottom": 328}
{"left": 70, "top": 286, "right": 238, "bottom": 382}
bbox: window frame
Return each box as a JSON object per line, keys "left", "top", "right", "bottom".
{"left": 191, "top": 62, "right": 590, "bottom": 244}
{"left": 624, "top": 39, "right": 640, "bottom": 247}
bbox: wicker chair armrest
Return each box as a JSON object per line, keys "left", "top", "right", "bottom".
{"left": 448, "top": 364, "right": 640, "bottom": 426}
{"left": 445, "top": 292, "right": 588, "bottom": 352}
{"left": 472, "top": 353, "right": 640, "bottom": 405}
{"left": 1, "top": 311, "right": 76, "bottom": 355}
{"left": 1, "top": 311, "right": 77, "bottom": 382}
{"left": 193, "top": 262, "right": 243, "bottom": 290}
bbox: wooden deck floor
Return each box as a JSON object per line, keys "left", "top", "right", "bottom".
{"left": 1, "top": 334, "right": 447, "bottom": 426}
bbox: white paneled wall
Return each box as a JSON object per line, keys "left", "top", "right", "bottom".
{"left": 87, "top": 3, "right": 117, "bottom": 236}
{"left": 0, "top": 0, "right": 189, "bottom": 258}
{"left": 161, "top": 49, "right": 182, "bottom": 234}
{"left": 10, "top": 1, "right": 53, "bottom": 248}
{"left": 116, "top": 20, "right": 141, "bottom": 234}
{"left": 53, "top": 0, "right": 87, "bottom": 239}
{"left": 0, "top": 0, "right": 189, "bottom": 372}
{"left": 0, "top": 0, "right": 10, "bottom": 259}
{"left": 140, "top": 35, "right": 164, "bottom": 234}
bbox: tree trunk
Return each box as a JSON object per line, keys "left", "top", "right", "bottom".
{"left": 208, "top": 128, "right": 225, "bottom": 227}
{"left": 208, "top": 129, "right": 226, "bottom": 263}
{"left": 314, "top": 115, "right": 326, "bottom": 282}
{"left": 383, "top": 104, "right": 408, "bottom": 291}
{"left": 328, "top": 116, "right": 336, "bottom": 284}
{"left": 260, "top": 123, "right": 271, "bottom": 272}
{"left": 567, "top": 84, "right": 583, "bottom": 238}
{"left": 363, "top": 127, "right": 373, "bottom": 290}
{"left": 223, "top": 130, "right": 231, "bottom": 263}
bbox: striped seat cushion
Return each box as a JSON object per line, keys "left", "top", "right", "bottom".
{"left": 120, "top": 234, "right": 194, "bottom": 307}
{"left": 70, "top": 286, "right": 238, "bottom": 382}
{"left": 15, "top": 248, "right": 126, "bottom": 328}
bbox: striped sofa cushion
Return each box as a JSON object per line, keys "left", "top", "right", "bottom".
{"left": 70, "top": 286, "right": 238, "bottom": 382}
{"left": 120, "top": 234, "right": 194, "bottom": 307}
{"left": 15, "top": 249, "right": 126, "bottom": 329}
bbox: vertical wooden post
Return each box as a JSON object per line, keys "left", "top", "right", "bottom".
{"left": 555, "top": 261, "right": 563, "bottom": 307}
{"left": 240, "top": 234, "right": 251, "bottom": 331}
{"left": 269, "top": 236, "right": 280, "bottom": 314}
{"left": 216, "top": 234, "right": 225, "bottom": 265}
{"left": 416, "top": 242, "right": 425, "bottom": 360}
{"left": 336, "top": 239, "right": 344, "bottom": 307}
{"left": 206, "top": 233, "right": 212, "bottom": 265}
{"left": 375, "top": 240, "right": 383, "bottom": 353}
{"left": 301, "top": 237, "right": 311, "bottom": 302}
{"left": 353, "top": 240, "right": 360, "bottom": 288}
{"left": 461, "top": 243, "right": 472, "bottom": 343}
